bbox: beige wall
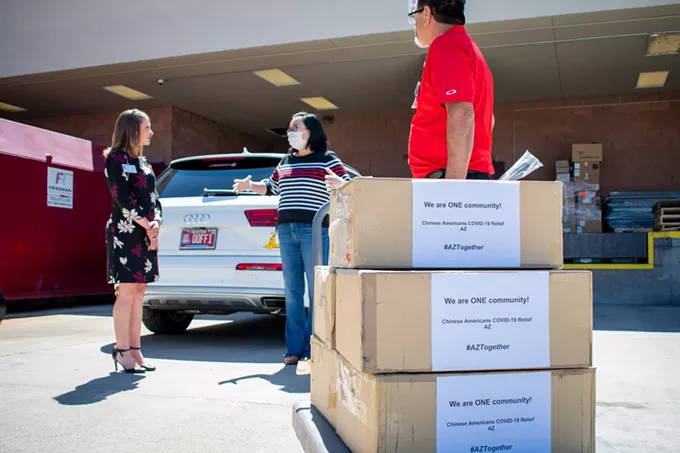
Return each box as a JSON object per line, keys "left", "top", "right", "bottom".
{"left": 7, "top": 0, "right": 672, "bottom": 79}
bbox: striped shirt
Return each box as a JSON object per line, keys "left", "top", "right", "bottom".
{"left": 264, "top": 151, "right": 350, "bottom": 225}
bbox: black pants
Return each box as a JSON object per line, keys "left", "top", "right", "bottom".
{"left": 425, "top": 169, "right": 492, "bottom": 180}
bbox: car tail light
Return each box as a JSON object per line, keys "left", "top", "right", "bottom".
{"left": 236, "top": 263, "right": 283, "bottom": 271}
{"left": 245, "top": 209, "right": 278, "bottom": 227}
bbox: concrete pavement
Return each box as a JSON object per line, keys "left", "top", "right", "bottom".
{"left": 592, "top": 305, "right": 680, "bottom": 453}
{"left": 1, "top": 304, "right": 679, "bottom": 453}
{"left": 0, "top": 307, "right": 305, "bottom": 453}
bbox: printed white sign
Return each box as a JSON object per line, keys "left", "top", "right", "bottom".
{"left": 47, "top": 167, "right": 74, "bottom": 209}
{"left": 436, "top": 372, "right": 552, "bottom": 453}
{"left": 412, "top": 180, "right": 521, "bottom": 267}
{"left": 431, "top": 272, "right": 550, "bottom": 371}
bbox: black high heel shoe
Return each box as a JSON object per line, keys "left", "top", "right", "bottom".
{"left": 130, "top": 346, "right": 156, "bottom": 372}
{"left": 112, "top": 347, "right": 145, "bottom": 374}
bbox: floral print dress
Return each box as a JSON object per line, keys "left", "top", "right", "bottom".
{"left": 105, "top": 150, "right": 163, "bottom": 284}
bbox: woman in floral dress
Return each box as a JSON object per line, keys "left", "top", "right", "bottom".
{"left": 104, "top": 109, "right": 162, "bottom": 373}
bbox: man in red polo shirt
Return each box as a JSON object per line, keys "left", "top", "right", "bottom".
{"left": 408, "top": 0, "right": 495, "bottom": 180}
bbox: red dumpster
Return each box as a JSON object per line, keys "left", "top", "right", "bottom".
{"left": 0, "top": 118, "right": 112, "bottom": 306}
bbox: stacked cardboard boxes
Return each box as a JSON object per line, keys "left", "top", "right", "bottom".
{"left": 557, "top": 144, "right": 604, "bottom": 233}
{"left": 556, "top": 160, "right": 571, "bottom": 183}
{"left": 556, "top": 160, "right": 574, "bottom": 233}
{"left": 311, "top": 177, "right": 595, "bottom": 453}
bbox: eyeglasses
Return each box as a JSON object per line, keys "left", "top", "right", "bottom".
{"left": 408, "top": 8, "right": 424, "bottom": 25}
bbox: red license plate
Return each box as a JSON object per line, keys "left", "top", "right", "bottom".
{"left": 179, "top": 228, "right": 218, "bottom": 250}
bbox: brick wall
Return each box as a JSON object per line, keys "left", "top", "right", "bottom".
{"left": 27, "top": 106, "right": 269, "bottom": 164}
{"left": 494, "top": 92, "right": 680, "bottom": 196}
{"left": 323, "top": 109, "right": 414, "bottom": 177}
{"left": 23, "top": 92, "right": 680, "bottom": 196}
{"left": 27, "top": 107, "right": 174, "bottom": 163}
{"left": 171, "top": 108, "right": 221, "bottom": 159}
{"left": 323, "top": 92, "right": 680, "bottom": 195}
{"left": 219, "top": 121, "right": 273, "bottom": 155}
{"left": 170, "top": 108, "right": 270, "bottom": 159}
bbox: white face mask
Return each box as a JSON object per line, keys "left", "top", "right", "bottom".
{"left": 288, "top": 131, "right": 307, "bottom": 150}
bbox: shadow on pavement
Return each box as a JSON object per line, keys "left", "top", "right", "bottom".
{"left": 99, "top": 313, "right": 288, "bottom": 364}
{"left": 594, "top": 305, "right": 680, "bottom": 333}
{"left": 53, "top": 372, "right": 145, "bottom": 406}
{"left": 6, "top": 296, "right": 114, "bottom": 319}
{"left": 218, "top": 364, "right": 310, "bottom": 394}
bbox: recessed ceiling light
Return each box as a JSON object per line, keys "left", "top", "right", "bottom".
{"left": 0, "top": 102, "right": 27, "bottom": 112}
{"left": 102, "top": 85, "right": 153, "bottom": 100}
{"left": 301, "top": 97, "right": 339, "bottom": 111}
{"left": 647, "top": 33, "right": 680, "bottom": 56}
{"left": 253, "top": 69, "right": 300, "bottom": 87}
{"left": 636, "top": 71, "right": 669, "bottom": 89}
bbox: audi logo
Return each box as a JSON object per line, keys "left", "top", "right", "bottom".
{"left": 184, "top": 213, "right": 211, "bottom": 224}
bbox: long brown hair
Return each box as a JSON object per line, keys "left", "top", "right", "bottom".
{"left": 102, "top": 109, "right": 149, "bottom": 158}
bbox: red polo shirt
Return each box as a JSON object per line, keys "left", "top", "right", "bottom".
{"left": 408, "top": 25, "right": 495, "bottom": 178}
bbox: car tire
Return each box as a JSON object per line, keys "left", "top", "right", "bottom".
{"left": 142, "top": 307, "right": 194, "bottom": 334}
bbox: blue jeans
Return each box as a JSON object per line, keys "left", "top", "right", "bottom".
{"left": 278, "top": 222, "right": 329, "bottom": 358}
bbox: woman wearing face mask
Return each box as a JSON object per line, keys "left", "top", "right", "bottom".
{"left": 233, "top": 112, "right": 350, "bottom": 365}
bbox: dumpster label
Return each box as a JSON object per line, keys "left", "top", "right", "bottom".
{"left": 436, "top": 371, "right": 551, "bottom": 452}
{"left": 430, "top": 272, "right": 550, "bottom": 371}
{"left": 412, "top": 180, "right": 521, "bottom": 267}
{"left": 47, "top": 167, "right": 74, "bottom": 209}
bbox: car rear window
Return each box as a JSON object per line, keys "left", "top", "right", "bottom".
{"left": 157, "top": 156, "right": 281, "bottom": 198}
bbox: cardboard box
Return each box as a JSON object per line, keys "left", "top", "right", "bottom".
{"left": 562, "top": 180, "right": 602, "bottom": 234}
{"left": 313, "top": 266, "right": 336, "bottom": 348}
{"left": 575, "top": 191, "right": 600, "bottom": 209}
{"left": 310, "top": 336, "right": 339, "bottom": 429}
{"left": 572, "top": 144, "right": 603, "bottom": 162}
{"left": 555, "top": 160, "right": 570, "bottom": 175}
{"left": 335, "top": 357, "right": 596, "bottom": 453}
{"left": 575, "top": 219, "right": 602, "bottom": 234}
{"left": 334, "top": 269, "right": 592, "bottom": 374}
{"left": 573, "top": 161, "right": 600, "bottom": 185}
{"left": 576, "top": 188, "right": 601, "bottom": 204}
{"left": 563, "top": 221, "right": 577, "bottom": 234}
{"left": 329, "top": 178, "right": 564, "bottom": 269}
{"left": 556, "top": 173, "right": 571, "bottom": 183}
{"left": 562, "top": 183, "right": 576, "bottom": 220}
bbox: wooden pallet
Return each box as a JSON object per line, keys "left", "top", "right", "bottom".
{"left": 653, "top": 200, "right": 680, "bottom": 231}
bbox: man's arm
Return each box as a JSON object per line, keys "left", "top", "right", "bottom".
{"left": 444, "top": 102, "right": 475, "bottom": 180}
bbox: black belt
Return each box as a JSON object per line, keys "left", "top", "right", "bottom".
{"left": 425, "top": 169, "right": 491, "bottom": 179}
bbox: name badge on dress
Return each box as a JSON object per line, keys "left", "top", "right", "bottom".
{"left": 122, "top": 164, "right": 137, "bottom": 174}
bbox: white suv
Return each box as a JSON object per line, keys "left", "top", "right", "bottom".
{"left": 142, "top": 151, "right": 359, "bottom": 334}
